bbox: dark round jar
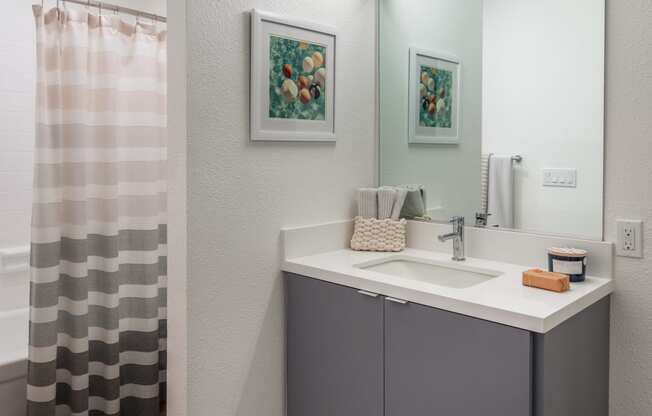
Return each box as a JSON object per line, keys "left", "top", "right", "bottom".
{"left": 547, "top": 247, "right": 588, "bottom": 282}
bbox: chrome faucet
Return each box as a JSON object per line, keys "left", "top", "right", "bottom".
{"left": 438, "top": 216, "right": 466, "bottom": 261}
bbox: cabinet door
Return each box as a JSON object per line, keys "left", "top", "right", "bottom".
{"left": 385, "top": 299, "right": 532, "bottom": 416}
{"left": 286, "top": 274, "right": 384, "bottom": 416}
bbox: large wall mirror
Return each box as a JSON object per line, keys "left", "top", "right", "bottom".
{"left": 379, "top": 0, "right": 605, "bottom": 240}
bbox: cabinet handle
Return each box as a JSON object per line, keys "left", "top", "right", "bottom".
{"left": 357, "top": 290, "right": 379, "bottom": 298}
{"left": 386, "top": 297, "right": 408, "bottom": 305}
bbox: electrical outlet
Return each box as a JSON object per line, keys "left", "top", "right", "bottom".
{"left": 616, "top": 219, "right": 643, "bottom": 258}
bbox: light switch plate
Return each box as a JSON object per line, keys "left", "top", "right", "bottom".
{"left": 616, "top": 219, "right": 643, "bottom": 258}
{"left": 542, "top": 168, "right": 577, "bottom": 187}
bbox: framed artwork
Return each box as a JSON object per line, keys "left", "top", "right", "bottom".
{"left": 250, "top": 9, "right": 337, "bottom": 141}
{"left": 408, "top": 48, "right": 461, "bottom": 144}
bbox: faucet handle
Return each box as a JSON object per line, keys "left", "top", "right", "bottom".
{"left": 449, "top": 216, "right": 464, "bottom": 225}
{"left": 475, "top": 212, "right": 490, "bottom": 227}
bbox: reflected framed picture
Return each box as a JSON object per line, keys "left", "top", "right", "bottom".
{"left": 408, "top": 48, "right": 461, "bottom": 144}
{"left": 250, "top": 9, "right": 337, "bottom": 141}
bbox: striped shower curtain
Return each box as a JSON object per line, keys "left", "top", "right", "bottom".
{"left": 28, "top": 6, "right": 167, "bottom": 416}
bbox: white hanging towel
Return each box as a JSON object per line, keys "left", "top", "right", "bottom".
{"left": 487, "top": 155, "right": 515, "bottom": 228}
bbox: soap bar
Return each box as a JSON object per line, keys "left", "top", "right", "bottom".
{"left": 522, "top": 268, "right": 570, "bottom": 293}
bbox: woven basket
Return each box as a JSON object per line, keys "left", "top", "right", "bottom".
{"left": 350, "top": 216, "right": 407, "bottom": 252}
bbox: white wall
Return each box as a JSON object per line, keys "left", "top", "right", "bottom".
{"left": 605, "top": 0, "right": 652, "bottom": 415}
{"left": 0, "top": 1, "right": 36, "bottom": 251}
{"left": 64, "top": 0, "right": 166, "bottom": 17}
{"left": 186, "top": 1, "right": 377, "bottom": 415}
{"left": 111, "top": 0, "right": 166, "bottom": 15}
{"left": 482, "top": 0, "right": 604, "bottom": 239}
{"left": 166, "top": 0, "right": 187, "bottom": 415}
{"left": 379, "top": 0, "right": 483, "bottom": 222}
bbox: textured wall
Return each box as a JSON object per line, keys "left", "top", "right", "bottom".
{"left": 166, "top": 0, "right": 187, "bottom": 415}
{"left": 605, "top": 0, "right": 652, "bottom": 414}
{"left": 186, "top": 1, "right": 377, "bottom": 415}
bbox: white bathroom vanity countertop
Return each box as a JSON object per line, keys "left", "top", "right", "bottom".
{"left": 282, "top": 247, "right": 613, "bottom": 333}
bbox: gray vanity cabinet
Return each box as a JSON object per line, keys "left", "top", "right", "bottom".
{"left": 286, "top": 273, "right": 610, "bottom": 416}
{"left": 286, "top": 274, "right": 384, "bottom": 416}
{"left": 385, "top": 299, "right": 531, "bottom": 416}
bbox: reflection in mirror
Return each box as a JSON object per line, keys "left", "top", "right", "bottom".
{"left": 379, "top": 0, "right": 605, "bottom": 240}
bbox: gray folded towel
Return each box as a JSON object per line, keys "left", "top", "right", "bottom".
{"left": 399, "top": 184, "right": 427, "bottom": 219}
{"left": 391, "top": 187, "right": 408, "bottom": 220}
{"left": 378, "top": 187, "right": 397, "bottom": 219}
{"left": 356, "top": 188, "right": 378, "bottom": 218}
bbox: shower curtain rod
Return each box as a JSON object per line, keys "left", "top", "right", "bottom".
{"left": 47, "top": 0, "right": 167, "bottom": 23}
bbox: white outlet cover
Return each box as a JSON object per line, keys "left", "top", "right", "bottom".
{"left": 616, "top": 219, "right": 643, "bottom": 258}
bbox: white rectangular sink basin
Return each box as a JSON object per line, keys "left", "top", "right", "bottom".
{"left": 356, "top": 256, "right": 503, "bottom": 289}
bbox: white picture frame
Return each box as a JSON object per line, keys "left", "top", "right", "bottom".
{"left": 250, "top": 9, "right": 337, "bottom": 142}
{"left": 408, "top": 47, "right": 461, "bottom": 144}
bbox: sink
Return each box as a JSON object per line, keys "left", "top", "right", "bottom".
{"left": 356, "top": 256, "right": 502, "bottom": 289}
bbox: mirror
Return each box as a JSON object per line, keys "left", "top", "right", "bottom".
{"left": 379, "top": 0, "right": 605, "bottom": 240}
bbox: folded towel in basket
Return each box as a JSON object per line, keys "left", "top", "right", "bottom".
{"left": 378, "top": 187, "right": 397, "bottom": 219}
{"left": 356, "top": 188, "right": 378, "bottom": 218}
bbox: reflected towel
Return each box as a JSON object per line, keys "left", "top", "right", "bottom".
{"left": 480, "top": 153, "right": 492, "bottom": 215}
{"left": 399, "top": 184, "right": 427, "bottom": 219}
{"left": 391, "top": 188, "right": 408, "bottom": 220}
{"left": 487, "top": 155, "right": 514, "bottom": 228}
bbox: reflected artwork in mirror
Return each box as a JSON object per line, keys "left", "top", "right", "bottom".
{"left": 379, "top": 0, "right": 605, "bottom": 240}
{"left": 408, "top": 49, "right": 461, "bottom": 144}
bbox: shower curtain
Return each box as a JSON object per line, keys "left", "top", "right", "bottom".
{"left": 28, "top": 6, "right": 167, "bottom": 416}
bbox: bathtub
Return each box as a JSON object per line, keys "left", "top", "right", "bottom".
{"left": 0, "top": 269, "right": 29, "bottom": 416}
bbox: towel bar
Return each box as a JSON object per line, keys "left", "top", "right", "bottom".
{"left": 0, "top": 246, "right": 30, "bottom": 274}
